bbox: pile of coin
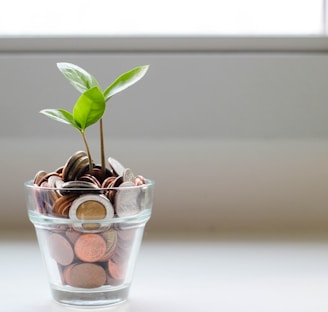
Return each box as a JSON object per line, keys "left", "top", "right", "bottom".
{"left": 33, "top": 151, "right": 147, "bottom": 221}
{"left": 32, "top": 151, "right": 150, "bottom": 289}
{"left": 47, "top": 226, "right": 136, "bottom": 288}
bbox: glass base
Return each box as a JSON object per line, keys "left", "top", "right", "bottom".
{"left": 51, "top": 285, "right": 130, "bottom": 306}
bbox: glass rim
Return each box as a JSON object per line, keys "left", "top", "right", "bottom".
{"left": 25, "top": 179, "right": 154, "bottom": 226}
{"left": 24, "top": 178, "right": 155, "bottom": 192}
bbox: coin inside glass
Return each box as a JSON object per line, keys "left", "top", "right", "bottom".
{"left": 115, "top": 182, "right": 141, "bottom": 217}
{"left": 76, "top": 200, "right": 107, "bottom": 220}
{"left": 69, "top": 194, "right": 114, "bottom": 232}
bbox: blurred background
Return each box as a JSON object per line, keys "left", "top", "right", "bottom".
{"left": 1, "top": 0, "right": 328, "bottom": 237}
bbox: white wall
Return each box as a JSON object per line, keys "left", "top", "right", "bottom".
{"left": 2, "top": 52, "right": 328, "bottom": 233}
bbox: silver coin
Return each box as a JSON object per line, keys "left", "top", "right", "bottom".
{"left": 69, "top": 194, "right": 114, "bottom": 233}
{"left": 115, "top": 182, "right": 141, "bottom": 217}
{"left": 108, "top": 157, "right": 125, "bottom": 177}
{"left": 48, "top": 175, "right": 64, "bottom": 188}
{"left": 79, "top": 174, "right": 102, "bottom": 187}
{"left": 123, "top": 168, "right": 136, "bottom": 183}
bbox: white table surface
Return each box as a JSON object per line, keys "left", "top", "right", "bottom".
{"left": 2, "top": 233, "right": 328, "bottom": 312}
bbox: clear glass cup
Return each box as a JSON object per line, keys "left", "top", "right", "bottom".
{"left": 24, "top": 179, "right": 154, "bottom": 307}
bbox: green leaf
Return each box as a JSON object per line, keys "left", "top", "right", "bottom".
{"left": 40, "top": 108, "right": 81, "bottom": 130}
{"left": 103, "top": 65, "right": 149, "bottom": 102}
{"left": 57, "top": 62, "right": 99, "bottom": 93}
{"left": 73, "top": 86, "right": 105, "bottom": 130}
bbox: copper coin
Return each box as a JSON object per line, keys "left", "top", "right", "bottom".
{"left": 135, "top": 175, "right": 146, "bottom": 186}
{"left": 107, "top": 274, "right": 123, "bottom": 286}
{"left": 74, "top": 234, "right": 107, "bottom": 262}
{"left": 101, "top": 176, "right": 116, "bottom": 188}
{"left": 33, "top": 170, "right": 47, "bottom": 186}
{"left": 55, "top": 166, "right": 64, "bottom": 175}
{"left": 63, "top": 263, "right": 77, "bottom": 285}
{"left": 84, "top": 165, "right": 113, "bottom": 184}
{"left": 112, "top": 176, "right": 123, "bottom": 187}
{"left": 108, "top": 258, "right": 127, "bottom": 281}
{"left": 64, "top": 263, "right": 107, "bottom": 288}
{"left": 104, "top": 176, "right": 123, "bottom": 204}
{"left": 48, "top": 233, "right": 74, "bottom": 266}
{"left": 79, "top": 174, "right": 101, "bottom": 187}
{"left": 53, "top": 194, "right": 76, "bottom": 217}
{"left": 65, "top": 229, "right": 81, "bottom": 244}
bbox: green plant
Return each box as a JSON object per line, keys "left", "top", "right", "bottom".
{"left": 40, "top": 62, "right": 149, "bottom": 176}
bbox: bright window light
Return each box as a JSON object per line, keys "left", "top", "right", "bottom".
{"left": 0, "top": 0, "right": 324, "bottom": 36}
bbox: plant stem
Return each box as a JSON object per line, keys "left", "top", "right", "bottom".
{"left": 99, "top": 118, "right": 106, "bottom": 179}
{"left": 81, "top": 130, "right": 94, "bottom": 174}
